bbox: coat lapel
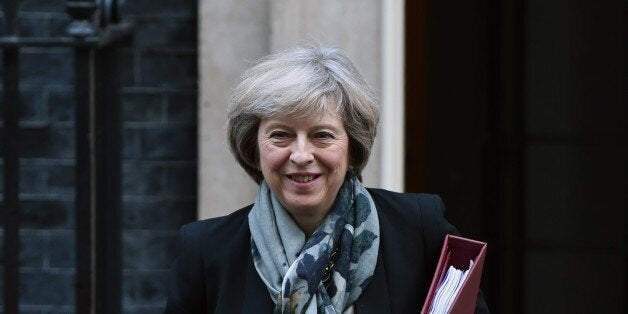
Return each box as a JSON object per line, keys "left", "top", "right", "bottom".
{"left": 353, "top": 241, "right": 392, "bottom": 314}
{"left": 241, "top": 250, "right": 274, "bottom": 313}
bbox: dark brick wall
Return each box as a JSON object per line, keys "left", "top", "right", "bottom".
{"left": 0, "top": 0, "right": 198, "bottom": 312}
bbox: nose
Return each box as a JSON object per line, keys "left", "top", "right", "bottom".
{"left": 289, "top": 136, "right": 314, "bottom": 166}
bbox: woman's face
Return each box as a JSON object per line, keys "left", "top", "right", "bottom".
{"left": 257, "top": 111, "right": 350, "bottom": 224}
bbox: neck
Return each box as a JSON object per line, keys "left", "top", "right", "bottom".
{"left": 292, "top": 212, "right": 327, "bottom": 238}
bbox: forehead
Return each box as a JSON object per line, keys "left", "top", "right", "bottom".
{"left": 260, "top": 110, "right": 345, "bottom": 129}
{"left": 262, "top": 92, "right": 343, "bottom": 120}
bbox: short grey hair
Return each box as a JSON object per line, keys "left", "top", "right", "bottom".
{"left": 227, "top": 45, "right": 379, "bottom": 183}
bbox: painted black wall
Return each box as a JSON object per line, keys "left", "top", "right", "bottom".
{"left": 423, "top": 0, "right": 626, "bottom": 312}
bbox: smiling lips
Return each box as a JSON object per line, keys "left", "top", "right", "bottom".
{"left": 288, "top": 174, "right": 320, "bottom": 183}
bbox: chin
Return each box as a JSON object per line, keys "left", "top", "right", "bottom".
{"left": 283, "top": 197, "right": 325, "bottom": 213}
{"left": 285, "top": 200, "right": 319, "bottom": 212}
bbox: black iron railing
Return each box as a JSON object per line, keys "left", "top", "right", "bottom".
{"left": 1, "top": 1, "right": 132, "bottom": 313}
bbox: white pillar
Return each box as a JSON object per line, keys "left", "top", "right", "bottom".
{"left": 381, "top": 0, "right": 406, "bottom": 192}
{"left": 198, "top": 0, "right": 269, "bottom": 219}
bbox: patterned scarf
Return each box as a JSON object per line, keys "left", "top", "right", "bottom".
{"left": 249, "top": 172, "right": 380, "bottom": 313}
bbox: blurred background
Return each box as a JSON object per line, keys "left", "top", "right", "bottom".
{"left": 0, "top": 0, "right": 626, "bottom": 313}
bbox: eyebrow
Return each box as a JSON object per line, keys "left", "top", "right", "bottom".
{"left": 261, "top": 121, "right": 343, "bottom": 132}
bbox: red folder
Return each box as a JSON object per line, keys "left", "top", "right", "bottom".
{"left": 421, "top": 235, "right": 487, "bottom": 314}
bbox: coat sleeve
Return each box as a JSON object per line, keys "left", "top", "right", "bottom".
{"left": 164, "top": 224, "right": 206, "bottom": 313}
{"left": 418, "top": 194, "right": 490, "bottom": 314}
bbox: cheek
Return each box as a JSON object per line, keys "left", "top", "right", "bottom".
{"left": 257, "top": 144, "right": 271, "bottom": 170}
{"left": 321, "top": 143, "right": 350, "bottom": 171}
{"left": 258, "top": 144, "right": 287, "bottom": 171}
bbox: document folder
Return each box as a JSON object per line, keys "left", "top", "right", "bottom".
{"left": 421, "top": 235, "right": 487, "bottom": 314}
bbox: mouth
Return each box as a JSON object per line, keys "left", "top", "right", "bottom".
{"left": 288, "top": 174, "right": 320, "bottom": 183}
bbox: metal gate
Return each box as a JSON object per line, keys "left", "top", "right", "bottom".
{"left": 1, "top": 1, "right": 132, "bottom": 312}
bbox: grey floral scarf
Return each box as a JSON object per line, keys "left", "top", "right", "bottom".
{"left": 249, "top": 172, "right": 380, "bottom": 313}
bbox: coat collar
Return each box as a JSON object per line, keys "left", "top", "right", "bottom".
{"left": 352, "top": 240, "right": 392, "bottom": 314}
{"left": 242, "top": 252, "right": 274, "bottom": 313}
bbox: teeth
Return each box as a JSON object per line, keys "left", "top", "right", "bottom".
{"left": 291, "top": 175, "right": 314, "bottom": 183}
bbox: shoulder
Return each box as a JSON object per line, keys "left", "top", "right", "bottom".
{"left": 181, "top": 204, "right": 252, "bottom": 233}
{"left": 166, "top": 205, "right": 254, "bottom": 312}
{"left": 367, "top": 188, "right": 454, "bottom": 247}
{"left": 366, "top": 188, "right": 446, "bottom": 222}
{"left": 177, "top": 204, "right": 253, "bottom": 254}
{"left": 366, "top": 188, "right": 443, "bottom": 205}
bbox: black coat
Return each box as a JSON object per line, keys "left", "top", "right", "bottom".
{"left": 165, "top": 188, "right": 490, "bottom": 313}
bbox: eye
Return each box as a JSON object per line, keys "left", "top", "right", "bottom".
{"left": 269, "top": 131, "right": 290, "bottom": 139}
{"left": 313, "top": 131, "right": 334, "bottom": 140}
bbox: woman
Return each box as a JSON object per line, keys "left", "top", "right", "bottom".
{"left": 165, "top": 45, "right": 489, "bottom": 313}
